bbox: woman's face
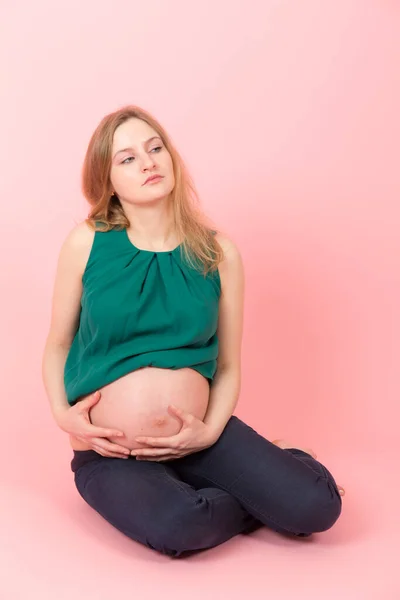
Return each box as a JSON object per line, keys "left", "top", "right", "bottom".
{"left": 109, "top": 117, "right": 175, "bottom": 204}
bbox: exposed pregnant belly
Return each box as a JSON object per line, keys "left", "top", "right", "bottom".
{"left": 69, "top": 367, "right": 210, "bottom": 451}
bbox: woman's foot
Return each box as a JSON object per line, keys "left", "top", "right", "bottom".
{"left": 272, "top": 438, "right": 345, "bottom": 496}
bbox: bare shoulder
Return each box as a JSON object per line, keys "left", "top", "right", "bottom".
{"left": 64, "top": 220, "right": 94, "bottom": 249}
{"left": 214, "top": 231, "right": 243, "bottom": 267}
{"left": 213, "top": 231, "right": 244, "bottom": 292}
{"left": 60, "top": 220, "right": 95, "bottom": 276}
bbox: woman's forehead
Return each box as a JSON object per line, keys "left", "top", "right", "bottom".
{"left": 113, "top": 118, "right": 158, "bottom": 147}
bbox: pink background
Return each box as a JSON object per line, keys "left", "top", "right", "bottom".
{"left": 1, "top": 1, "right": 399, "bottom": 598}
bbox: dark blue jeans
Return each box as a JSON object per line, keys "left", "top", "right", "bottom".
{"left": 70, "top": 415, "right": 342, "bottom": 558}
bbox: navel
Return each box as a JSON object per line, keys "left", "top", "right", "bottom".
{"left": 152, "top": 416, "right": 168, "bottom": 428}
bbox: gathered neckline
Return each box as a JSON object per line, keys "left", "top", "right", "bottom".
{"left": 123, "top": 227, "right": 182, "bottom": 254}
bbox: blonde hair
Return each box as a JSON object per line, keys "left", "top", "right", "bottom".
{"left": 81, "top": 104, "right": 223, "bottom": 276}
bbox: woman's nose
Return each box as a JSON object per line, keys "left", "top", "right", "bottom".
{"left": 140, "top": 155, "right": 156, "bottom": 170}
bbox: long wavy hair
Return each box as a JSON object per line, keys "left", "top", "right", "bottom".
{"left": 81, "top": 104, "right": 223, "bottom": 276}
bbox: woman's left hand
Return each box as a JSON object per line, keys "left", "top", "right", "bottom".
{"left": 130, "top": 405, "right": 217, "bottom": 461}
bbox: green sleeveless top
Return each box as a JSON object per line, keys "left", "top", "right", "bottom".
{"left": 64, "top": 225, "right": 221, "bottom": 405}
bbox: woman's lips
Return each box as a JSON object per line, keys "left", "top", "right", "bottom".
{"left": 145, "top": 176, "right": 164, "bottom": 185}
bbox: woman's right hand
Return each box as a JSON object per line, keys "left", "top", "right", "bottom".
{"left": 57, "top": 391, "right": 131, "bottom": 459}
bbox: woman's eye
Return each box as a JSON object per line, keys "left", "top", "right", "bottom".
{"left": 122, "top": 147, "right": 162, "bottom": 164}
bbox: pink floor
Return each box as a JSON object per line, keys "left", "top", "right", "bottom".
{"left": 1, "top": 443, "right": 397, "bottom": 600}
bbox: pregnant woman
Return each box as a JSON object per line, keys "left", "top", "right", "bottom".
{"left": 42, "top": 105, "right": 345, "bottom": 558}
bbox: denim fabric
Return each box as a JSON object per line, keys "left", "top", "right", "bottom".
{"left": 70, "top": 415, "right": 342, "bottom": 557}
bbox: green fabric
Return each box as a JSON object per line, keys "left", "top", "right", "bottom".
{"left": 64, "top": 225, "right": 221, "bottom": 405}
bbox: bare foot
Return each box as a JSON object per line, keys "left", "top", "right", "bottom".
{"left": 272, "top": 438, "right": 345, "bottom": 497}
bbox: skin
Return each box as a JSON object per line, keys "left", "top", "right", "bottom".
{"left": 95, "top": 117, "right": 346, "bottom": 497}
{"left": 109, "top": 117, "right": 179, "bottom": 249}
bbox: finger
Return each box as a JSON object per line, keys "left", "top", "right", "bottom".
{"left": 91, "top": 437, "right": 131, "bottom": 456}
{"left": 132, "top": 447, "right": 178, "bottom": 457}
{"left": 91, "top": 442, "right": 130, "bottom": 458}
{"left": 92, "top": 446, "right": 130, "bottom": 459}
{"left": 75, "top": 435, "right": 130, "bottom": 459}
{"left": 134, "top": 435, "right": 179, "bottom": 448}
{"left": 81, "top": 391, "right": 101, "bottom": 407}
{"left": 157, "top": 451, "right": 192, "bottom": 461}
{"left": 88, "top": 425, "right": 125, "bottom": 438}
{"left": 167, "top": 404, "right": 190, "bottom": 422}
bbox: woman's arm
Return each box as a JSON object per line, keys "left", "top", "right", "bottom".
{"left": 42, "top": 223, "right": 92, "bottom": 424}
{"left": 203, "top": 234, "right": 245, "bottom": 440}
{"left": 42, "top": 341, "right": 71, "bottom": 424}
{"left": 203, "top": 366, "right": 241, "bottom": 441}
